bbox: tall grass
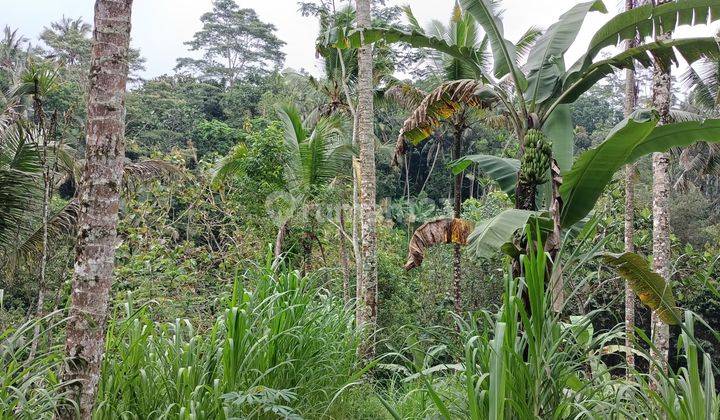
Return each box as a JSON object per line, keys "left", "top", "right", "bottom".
{"left": 376, "top": 237, "right": 719, "bottom": 419}
{"left": 95, "top": 264, "right": 363, "bottom": 419}
{"left": 0, "top": 312, "right": 70, "bottom": 419}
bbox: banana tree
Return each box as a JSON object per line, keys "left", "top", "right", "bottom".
{"left": 323, "top": 0, "right": 720, "bottom": 314}
{"left": 385, "top": 3, "right": 534, "bottom": 313}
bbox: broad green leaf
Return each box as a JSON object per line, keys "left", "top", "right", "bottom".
{"left": 602, "top": 252, "right": 681, "bottom": 325}
{"left": 527, "top": 61, "right": 563, "bottom": 105}
{"left": 460, "top": 0, "right": 527, "bottom": 91}
{"left": 560, "top": 110, "right": 658, "bottom": 228}
{"left": 526, "top": 0, "right": 607, "bottom": 104}
{"left": 566, "top": 0, "right": 720, "bottom": 84}
{"left": 451, "top": 154, "right": 519, "bottom": 195}
{"left": 560, "top": 37, "right": 720, "bottom": 105}
{"left": 468, "top": 209, "right": 536, "bottom": 258}
{"left": 627, "top": 118, "right": 720, "bottom": 163}
{"left": 542, "top": 104, "right": 573, "bottom": 173}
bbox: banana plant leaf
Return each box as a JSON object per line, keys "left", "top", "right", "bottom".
{"left": 468, "top": 209, "right": 538, "bottom": 259}
{"left": 560, "top": 37, "right": 720, "bottom": 105}
{"left": 451, "top": 154, "right": 519, "bottom": 195}
{"left": 525, "top": 0, "right": 607, "bottom": 105}
{"left": 561, "top": 112, "right": 720, "bottom": 228}
{"left": 602, "top": 252, "right": 681, "bottom": 325}
{"left": 460, "top": 0, "right": 527, "bottom": 90}
{"left": 560, "top": 109, "right": 659, "bottom": 228}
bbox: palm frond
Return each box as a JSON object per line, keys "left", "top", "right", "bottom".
{"left": 123, "top": 159, "right": 182, "bottom": 189}
{"left": 379, "top": 81, "right": 428, "bottom": 110}
{"left": 212, "top": 143, "right": 249, "bottom": 186}
{"left": 515, "top": 26, "right": 543, "bottom": 66}
{"left": 0, "top": 124, "right": 42, "bottom": 252}
{"left": 9, "top": 200, "right": 79, "bottom": 268}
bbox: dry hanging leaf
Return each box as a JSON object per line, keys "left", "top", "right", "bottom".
{"left": 404, "top": 218, "right": 474, "bottom": 271}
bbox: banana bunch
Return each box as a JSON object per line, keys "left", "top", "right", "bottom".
{"left": 519, "top": 129, "right": 552, "bottom": 185}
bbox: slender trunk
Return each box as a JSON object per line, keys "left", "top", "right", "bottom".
{"left": 419, "top": 141, "right": 441, "bottom": 194}
{"left": 59, "top": 1, "right": 133, "bottom": 418}
{"left": 623, "top": 0, "right": 639, "bottom": 371}
{"left": 650, "top": 0, "right": 672, "bottom": 387}
{"left": 301, "top": 228, "right": 313, "bottom": 277}
{"left": 334, "top": 24, "right": 362, "bottom": 311}
{"left": 274, "top": 222, "right": 288, "bottom": 259}
{"left": 339, "top": 207, "right": 350, "bottom": 304}
{"left": 355, "top": 0, "right": 377, "bottom": 358}
{"left": 404, "top": 153, "right": 410, "bottom": 203}
{"left": 452, "top": 125, "right": 463, "bottom": 315}
{"left": 30, "top": 95, "right": 51, "bottom": 361}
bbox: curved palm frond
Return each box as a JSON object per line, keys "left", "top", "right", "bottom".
{"left": 393, "top": 79, "right": 491, "bottom": 166}
{"left": 515, "top": 26, "right": 542, "bottom": 66}
{"left": 683, "top": 56, "right": 720, "bottom": 112}
{"left": 0, "top": 124, "right": 42, "bottom": 252}
{"left": 123, "top": 159, "right": 182, "bottom": 189}
{"left": 9, "top": 199, "right": 79, "bottom": 267}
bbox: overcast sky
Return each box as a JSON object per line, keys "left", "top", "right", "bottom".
{"left": 3, "top": 0, "right": 718, "bottom": 79}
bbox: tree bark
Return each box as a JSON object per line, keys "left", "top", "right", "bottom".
{"left": 650, "top": 0, "right": 672, "bottom": 388}
{"left": 58, "top": 1, "right": 133, "bottom": 418}
{"left": 452, "top": 125, "right": 464, "bottom": 315}
{"left": 623, "top": 0, "right": 639, "bottom": 372}
{"left": 355, "top": 0, "right": 377, "bottom": 359}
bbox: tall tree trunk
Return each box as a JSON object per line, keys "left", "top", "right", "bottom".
{"left": 58, "top": 1, "right": 133, "bottom": 417}
{"left": 623, "top": 0, "right": 639, "bottom": 372}
{"left": 30, "top": 92, "right": 51, "bottom": 361}
{"left": 452, "top": 124, "right": 464, "bottom": 315}
{"left": 355, "top": 0, "right": 377, "bottom": 358}
{"left": 650, "top": 0, "right": 672, "bottom": 388}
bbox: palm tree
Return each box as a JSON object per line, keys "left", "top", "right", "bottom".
{"left": 354, "top": 0, "right": 377, "bottom": 358}
{"left": 214, "top": 104, "right": 352, "bottom": 275}
{"left": 59, "top": 0, "right": 134, "bottom": 417}
{"left": 622, "top": 0, "right": 640, "bottom": 372}
{"left": 650, "top": 0, "right": 673, "bottom": 386}
{"left": 326, "top": 0, "right": 720, "bottom": 313}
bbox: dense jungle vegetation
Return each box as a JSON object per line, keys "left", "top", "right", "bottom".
{"left": 1, "top": 0, "right": 720, "bottom": 418}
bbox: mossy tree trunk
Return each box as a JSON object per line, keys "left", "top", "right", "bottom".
{"left": 59, "top": 0, "right": 133, "bottom": 418}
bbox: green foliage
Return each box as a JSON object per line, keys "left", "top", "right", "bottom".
{"left": 451, "top": 154, "right": 519, "bottom": 195}
{"left": 192, "top": 119, "right": 241, "bottom": 158}
{"left": 96, "top": 264, "right": 362, "bottom": 419}
{"left": 126, "top": 76, "right": 218, "bottom": 154}
{"left": 0, "top": 313, "right": 68, "bottom": 419}
{"left": 377, "top": 245, "right": 656, "bottom": 418}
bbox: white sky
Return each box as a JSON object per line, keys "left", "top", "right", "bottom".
{"left": 3, "top": 0, "right": 718, "bottom": 79}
